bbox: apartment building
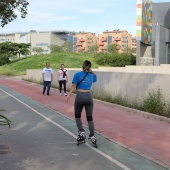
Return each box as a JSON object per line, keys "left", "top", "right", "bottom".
{"left": 73, "top": 32, "right": 98, "bottom": 53}
{"left": 98, "top": 30, "right": 132, "bottom": 53}
{"left": 0, "top": 30, "right": 136, "bottom": 55}
{"left": 131, "top": 37, "right": 137, "bottom": 52}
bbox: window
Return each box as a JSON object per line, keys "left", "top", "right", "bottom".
{"left": 36, "top": 43, "right": 49, "bottom": 46}
{"left": 107, "top": 36, "right": 112, "bottom": 45}
{"left": 73, "top": 45, "right": 77, "bottom": 50}
{"left": 73, "top": 37, "right": 78, "bottom": 42}
{"left": 0, "top": 39, "right": 6, "bottom": 41}
{"left": 166, "top": 44, "right": 170, "bottom": 64}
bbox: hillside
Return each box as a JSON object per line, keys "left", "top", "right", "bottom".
{"left": 0, "top": 53, "right": 99, "bottom": 76}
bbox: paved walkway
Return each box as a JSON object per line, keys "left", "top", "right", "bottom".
{"left": 0, "top": 75, "right": 170, "bottom": 169}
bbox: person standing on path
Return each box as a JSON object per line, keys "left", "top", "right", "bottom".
{"left": 58, "top": 64, "right": 68, "bottom": 96}
{"left": 42, "top": 62, "right": 53, "bottom": 96}
{"left": 65, "top": 60, "right": 97, "bottom": 144}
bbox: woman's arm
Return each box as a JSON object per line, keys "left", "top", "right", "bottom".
{"left": 89, "top": 69, "right": 96, "bottom": 75}
{"left": 65, "top": 83, "right": 76, "bottom": 103}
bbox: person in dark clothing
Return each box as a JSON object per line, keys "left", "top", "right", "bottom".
{"left": 66, "top": 60, "right": 97, "bottom": 144}
{"left": 58, "top": 64, "right": 68, "bottom": 96}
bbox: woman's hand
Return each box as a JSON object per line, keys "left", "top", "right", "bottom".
{"left": 65, "top": 95, "right": 70, "bottom": 103}
{"left": 65, "top": 84, "right": 76, "bottom": 103}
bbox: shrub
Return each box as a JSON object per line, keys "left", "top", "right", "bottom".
{"left": 141, "top": 87, "right": 169, "bottom": 117}
{"left": 92, "top": 87, "right": 170, "bottom": 118}
{"left": 94, "top": 52, "right": 136, "bottom": 67}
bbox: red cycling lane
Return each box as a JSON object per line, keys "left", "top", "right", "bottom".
{"left": 0, "top": 75, "right": 170, "bottom": 168}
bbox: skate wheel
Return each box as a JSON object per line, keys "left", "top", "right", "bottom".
{"left": 94, "top": 144, "right": 98, "bottom": 148}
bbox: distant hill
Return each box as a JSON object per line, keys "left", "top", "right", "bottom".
{"left": 0, "top": 53, "right": 99, "bottom": 76}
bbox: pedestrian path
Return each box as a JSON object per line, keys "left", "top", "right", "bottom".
{"left": 0, "top": 75, "right": 170, "bottom": 169}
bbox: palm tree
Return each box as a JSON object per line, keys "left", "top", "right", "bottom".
{"left": 0, "top": 109, "right": 11, "bottom": 127}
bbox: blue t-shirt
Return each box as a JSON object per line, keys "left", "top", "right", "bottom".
{"left": 72, "top": 71, "right": 97, "bottom": 90}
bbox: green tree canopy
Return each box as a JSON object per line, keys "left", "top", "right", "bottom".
{"left": 12, "top": 43, "right": 30, "bottom": 57}
{"left": 48, "top": 45, "right": 62, "bottom": 53}
{"left": 122, "top": 47, "right": 136, "bottom": 55}
{"left": 0, "top": 0, "right": 29, "bottom": 27}
{"left": 107, "top": 44, "right": 118, "bottom": 54}
{"left": 61, "top": 42, "right": 73, "bottom": 53}
{"left": 89, "top": 45, "right": 99, "bottom": 55}
{"left": 0, "top": 42, "right": 31, "bottom": 65}
{"left": 32, "top": 47, "right": 43, "bottom": 55}
{"left": 0, "top": 42, "right": 13, "bottom": 65}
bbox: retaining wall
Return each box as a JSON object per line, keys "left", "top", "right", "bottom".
{"left": 26, "top": 66, "right": 170, "bottom": 100}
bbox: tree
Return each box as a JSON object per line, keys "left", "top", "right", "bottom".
{"left": 61, "top": 42, "right": 73, "bottom": 53}
{"left": 0, "top": 0, "right": 29, "bottom": 27}
{"left": 0, "top": 42, "right": 13, "bottom": 65}
{"left": 89, "top": 45, "right": 99, "bottom": 56}
{"left": 122, "top": 47, "right": 136, "bottom": 55}
{"left": 32, "top": 47, "right": 43, "bottom": 55}
{"left": 12, "top": 43, "right": 30, "bottom": 57}
{"left": 107, "top": 44, "right": 118, "bottom": 54}
{"left": 0, "top": 42, "right": 30, "bottom": 65}
{"left": 48, "top": 45, "right": 62, "bottom": 53}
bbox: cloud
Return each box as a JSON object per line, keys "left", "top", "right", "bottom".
{"left": 81, "top": 9, "right": 104, "bottom": 14}
{"left": 24, "top": 11, "right": 78, "bottom": 23}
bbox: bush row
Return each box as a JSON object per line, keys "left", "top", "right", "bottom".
{"left": 94, "top": 52, "right": 136, "bottom": 67}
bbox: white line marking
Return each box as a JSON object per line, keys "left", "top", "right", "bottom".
{"left": 0, "top": 87, "right": 132, "bottom": 170}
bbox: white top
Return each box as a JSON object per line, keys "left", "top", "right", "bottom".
{"left": 58, "top": 69, "right": 67, "bottom": 81}
{"left": 42, "top": 67, "right": 53, "bottom": 81}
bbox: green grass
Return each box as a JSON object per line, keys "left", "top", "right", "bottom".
{"left": 93, "top": 88, "right": 170, "bottom": 118}
{"left": 0, "top": 52, "right": 99, "bottom": 76}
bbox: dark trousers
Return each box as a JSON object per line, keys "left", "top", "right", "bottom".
{"left": 59, "top": 80, "right": 66, "bottom": 93}
{"left": 74, "top": 92, "right": 94, "bottom": 137}
{"left": 43, "top": 81, "right": 51, "bottom": 95}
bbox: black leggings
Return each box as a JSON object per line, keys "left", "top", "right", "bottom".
{"left": 74, "top": 92, "right": 94, "bottom": 137}
{"left": 59, "top": 80, "right": 66, "bottom": 93}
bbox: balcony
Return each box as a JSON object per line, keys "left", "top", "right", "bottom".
{"left": 101, "top": 37, "right": 107, "bottom": 42}
{"left": 76, "top": 42, "right": 82, "bottom": 46}
{"left": 79, "top": 38, "right": 85, "bottom": 42}
{"left": 78, "top": 47, "right": 85, "bottom": 50}
{"left": 98, "top": 42, "right": 104, "bottom": 46}
{"left": 111, "top": 41, "right": 117, "bottom": 45}
{"left": 114, "top": 37, "right": 121, "bottom": 41}
{"left": 99, "top": 46, "right": 107, "bottom": 50}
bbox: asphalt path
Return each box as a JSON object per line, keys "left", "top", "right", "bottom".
{"left": 0, "top": 83, "right": 168, "bottom": 170}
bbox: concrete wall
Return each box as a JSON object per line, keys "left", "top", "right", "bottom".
{"left": 137, "top": 2, "right": 170, "bottom": 66}
{"left": 152, "top": 2, "right": 170, "bottom": 62}
{"left": 30, "top": 32, "right": 51, "bottom": 54}
{"left": 25, "top": 67, "right": 170, "bottom": 101}
{"left": 152, "top": 2, "right": 170, "bottom": 43}
{"left": 50, "top": 33, "right": 65, "bottom": 46}
{"left": 155, "top": 25, "right": 169, "bottom": 65}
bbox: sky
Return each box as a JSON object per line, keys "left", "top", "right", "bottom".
{"left": 0, "top": 0, "right": 170, "bottom": 37}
